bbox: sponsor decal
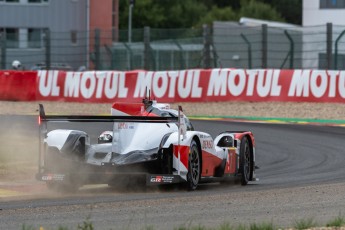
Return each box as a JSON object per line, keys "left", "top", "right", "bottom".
{"left": 199, "top": 134, "right": 211, "bottom": 139}
{"left": 150, "top": 175, "right": 176, "bottom": 184}
{"left": 202, "top": 140, "right": 214, "bottom": 149}
{"left": 200, "top": 134, "right": 213, "bottom": 150}
{"left": 134, "top": 70, "right": 202, "bottom": 99}
{"left": 37, "top": 71, "right": 129, "bottom": 101}
{"left": 150, "top": 176, "right": 163, "bottom": 183}
{"left": 207, "top": 69, "right": 282, "bottom": 97}
{"left": 41, "top": 174, "right": 65, "bottom": 181}
{"left": 287, "top": 70, "right": 345, "bottom": 98}
{"left": 117, "top": 122, "right": 134, "bottom": 129}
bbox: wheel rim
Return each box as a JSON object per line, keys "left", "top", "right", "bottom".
{"left": 190, "top": 146, "right": 200, "bottom": 185}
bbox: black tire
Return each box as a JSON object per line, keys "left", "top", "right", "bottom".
{"left": 239, "top": 136, "right": 252, "bottom": 186}
{"left": 186, "top": 140, "right": 201, "bottom": 191}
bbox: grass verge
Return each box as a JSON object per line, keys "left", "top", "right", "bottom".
{"left": 20, "top": 216, "right": 345, "bottom": 230}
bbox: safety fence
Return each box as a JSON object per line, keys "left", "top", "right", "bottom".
{"left": 1, "top": 23, "right": 345, "bottom": 71}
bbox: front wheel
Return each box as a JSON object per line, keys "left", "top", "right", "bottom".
{"left": 239, "top": 136, "right": 252, "bottom": 185}
{"left": 186, "top": 140, "right": 201, "bottom": 191}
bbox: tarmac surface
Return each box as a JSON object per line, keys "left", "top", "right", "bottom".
{"left": 1, "top": 115, "right": 345, "bottom": 229}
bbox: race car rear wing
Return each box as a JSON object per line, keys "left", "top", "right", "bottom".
{"left": 38, "top": 104, "right": 178, "bottom": 123}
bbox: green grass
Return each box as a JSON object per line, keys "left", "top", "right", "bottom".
{"left": 77, "top": 219, "right": 94, "bottom": 230}
{"left": 326, "top": 214, "right": 345, "bottom": 227}
{"left": 249, "top": 222, "right": 275, "bottom": 230}
{"left": 21, "top": 225, "right": 35, "bottom": 230}
{"left": 18, "top": 215, "right": 345, "bottom": 230}
{"left": 20, "top": 217, "right": 345, "bottom": 230}
{"left": 293, "top": 217, "right": 317, "bottom": 230}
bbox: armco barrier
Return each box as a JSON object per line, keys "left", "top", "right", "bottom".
{"left": 2, "top": 69, "right": 345, "bottom": 103}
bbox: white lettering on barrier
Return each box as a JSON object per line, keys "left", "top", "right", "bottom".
{"left": 38, "top": 70, "right": 60, "bottom": 97}
{"left": 134, "top": 71, "right": 153, "bottom": 97}
{"left": 95, "top": 72, "right": 107, "bottom": 98}
{"left": 288, "top": 70, "right": 345, "bottom": 98}
{"left": 328, "top": 71, "right": 338, "bottom": 97}
{"left": 153, "top": 71, "right": 168, "bottom": 98}
{"left": 271, "top": 70, "right": 282, "bottom": 96}
{"left": 168, "top": 71, "right": 178, "bottom": 97}
{"left": 339, "top": 72, "right": 345, "bottom": 98}
{"left": 118, "top": 72, "right": 128, "bottom": 98}
{"left": 228, "top": 69, "right": 246, "bottom": 96}
{"left": 178, "top": 70, "right": 191, "bottom": 98}
{"left": 310, "top": 70, "right": 327, "bottom": 98}
{"left": 65, "top": 72, "right": 81, "bottom": 97}
{"left": 64, "top": 71, "right": 128, "bottom": 99}
{"left": 288, "top": 70, "right": 310, "bottom": 97}
{"left": 35, "top": 69, "right": 345, "bottom": 101}
{"left": 104, "top": 72, "right": 118, "bottom": 98}
{"left": 246, "top": 70, "right": 256, "bottom": 96}
{"left": 80, "top": 72, "right": 96, "bottom": 99}
{"left": 257, "top": 70, "right": 281, "bottom": 97}
{"left": 134, "top": 70, "right": 202, "bottom": 99}
{"left": 207, "top": 69, "right": 281, "bottom": 97}
{"left": 207, "top": 69, "right": 227, "bottom": 96}
{"left": 178, "top": 70, "right": 201, "bottom": 98}
{"left": 191, "top": 70, "right": 202, "bottom": 98}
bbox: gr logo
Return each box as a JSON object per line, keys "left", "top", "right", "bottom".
{"left": 150, "top": 176, "right": 162, "bottom": 182}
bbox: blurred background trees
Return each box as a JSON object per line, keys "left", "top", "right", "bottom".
{"left": 118, "top": 0, "right": 302, "bottom": 29}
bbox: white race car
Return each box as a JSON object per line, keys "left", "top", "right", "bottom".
{"left": 37, "top": 97, "right": 257, "bottom": 191}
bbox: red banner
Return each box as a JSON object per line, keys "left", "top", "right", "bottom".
{"left": 0, "top": 71, "right": 37, "bottom": 101}
{"left": 2, "top": 69, "right": 345, "bottom": 103}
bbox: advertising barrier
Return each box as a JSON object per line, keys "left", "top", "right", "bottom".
{"left": 0, "top": 71, "right": 37, "bottom": 101}
{"left": 1, "top": 69, "right": 345, "bottom": 103}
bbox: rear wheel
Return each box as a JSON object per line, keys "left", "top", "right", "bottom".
{"left": 239, "top": 136, "right": 252, "bottom": 185}
{"left": 186, "top": 140, "right": 201, "bottom": 191}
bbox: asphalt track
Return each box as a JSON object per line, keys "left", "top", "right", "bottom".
{"left": 1, "top": 115, "right": 345, "bottom": 229}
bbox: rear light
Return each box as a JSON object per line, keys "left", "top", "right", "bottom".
{"left": 38, "top": 116, "right": 41, "bottom": 125}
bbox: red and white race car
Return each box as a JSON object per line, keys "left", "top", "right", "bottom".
{"left": 37, "top": 97, "right": 257, "bottom": 191}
